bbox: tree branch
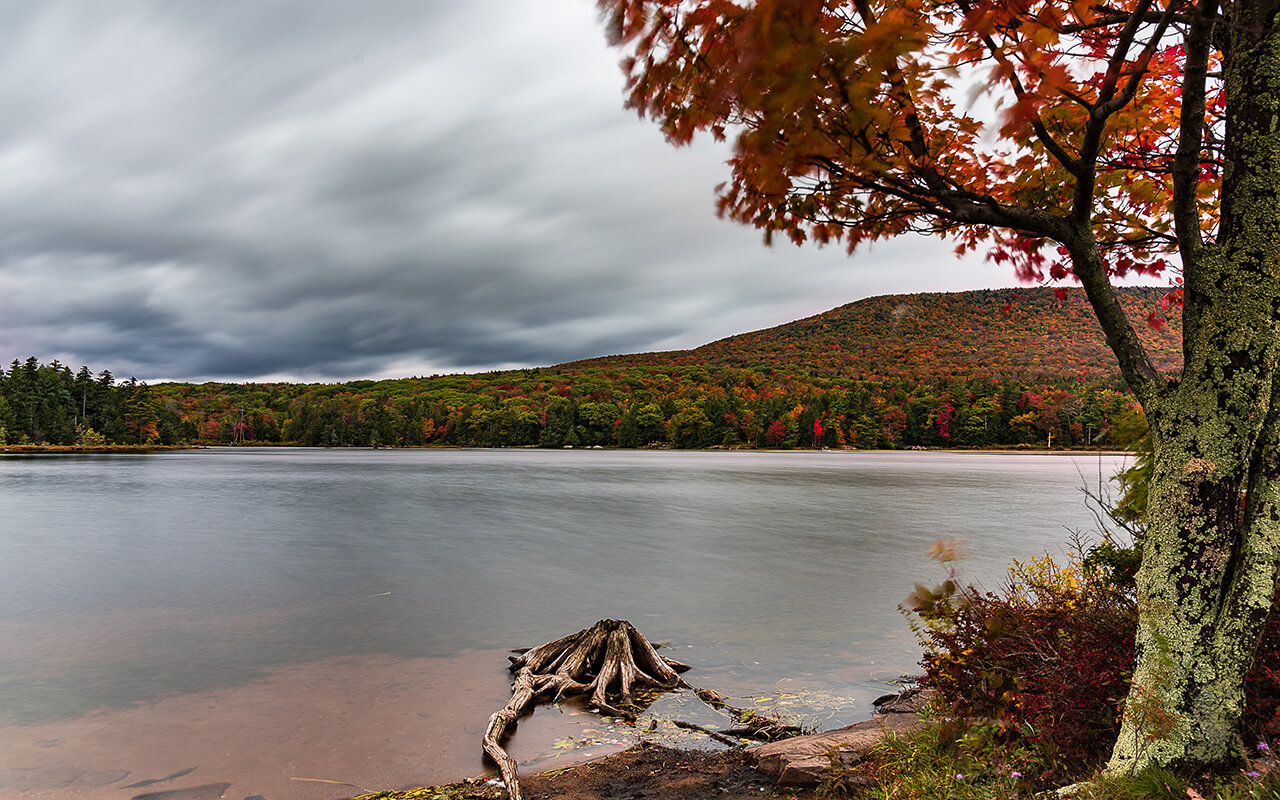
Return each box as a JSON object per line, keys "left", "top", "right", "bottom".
{"left": 807, "top": 153, "right": 1071, "bottom": 241}
{"left": 1069, "top": 236, "right": 1165, "bottom": 397}
{"left": 1076, "top": 0, "right": 1175, "bottom": 229}
{"left": 1059, "top": 10, "right": 1195, "bottom": 33}
{"left": 1171, "top": 0, "right": 1219, "bottom": 265}
{"left": 1102, "top": 6, "right": 1180, "bottom": 117}
{"left": 952, "top": 0, "right": 1083, "bottom": 173}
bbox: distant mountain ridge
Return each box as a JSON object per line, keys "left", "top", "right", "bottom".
{"left": 571, "top": 286, "right": 1182, "bottom": 382}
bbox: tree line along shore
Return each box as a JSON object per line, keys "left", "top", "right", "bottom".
{"left": 2, "top": 289, "right": 1179, "bottom": 450}
{"left": 0, "top": 355, "right": 1142, "bottom": 450}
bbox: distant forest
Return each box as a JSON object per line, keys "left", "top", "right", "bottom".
{"left": 1, "top": 287, "right": 1180, "bottom": 450}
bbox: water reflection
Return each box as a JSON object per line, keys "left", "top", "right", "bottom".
{"left": 0, "top": 448, "right": 1125, "bottom": 798}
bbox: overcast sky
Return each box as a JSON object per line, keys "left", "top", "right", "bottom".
{"left": 0, "top": 1, "right": 1074, "bottom": 383}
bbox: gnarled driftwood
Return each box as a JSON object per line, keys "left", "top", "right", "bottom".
{"left": 481, "top": 619, "right": 690, "bottom": 800}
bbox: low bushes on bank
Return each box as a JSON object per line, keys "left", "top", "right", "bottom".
{"left": 899, "top": 537, "right": 1280, "bottom": 794}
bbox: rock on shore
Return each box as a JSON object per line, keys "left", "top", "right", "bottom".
{"left": 749, "top": 688, "right": 935, "bottom": 787}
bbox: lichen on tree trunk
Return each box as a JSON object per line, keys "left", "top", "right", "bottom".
{"left": 1106, "top": 14, "right": 1280, "bottom": 773}
{"left": 1106, "top": 373, "right": 1280, "bottom": 773}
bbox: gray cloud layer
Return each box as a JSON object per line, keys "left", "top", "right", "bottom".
{"left": 0, "top": 0, "right": 1012, "bottom": 382}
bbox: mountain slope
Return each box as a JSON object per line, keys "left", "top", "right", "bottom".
{"left": 573, "top": 287, "right": 1182, "bottom": 382}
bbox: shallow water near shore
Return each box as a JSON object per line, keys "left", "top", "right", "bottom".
{"left": 0, "top": 448, "right": 1126, "bottom": 799}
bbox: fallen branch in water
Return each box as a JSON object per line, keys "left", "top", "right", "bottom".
{"left": 669, "top": 719, "right": 743, "bottom": 747}
{"left": 693, "top": 687, "right": 804, "bottom": 741}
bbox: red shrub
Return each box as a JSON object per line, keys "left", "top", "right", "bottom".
{"left": 912, "top": 550, "right": 1280, "bottom": 767}
{"left": 911, "top": 555, "right": 1135, "bottom": 768}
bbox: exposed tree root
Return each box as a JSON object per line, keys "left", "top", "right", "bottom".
{"left": 482, "top": 619, "right": 691, "bottom": 800}
{"left": 480, "top": 620, "right": 807, "bottom": 800}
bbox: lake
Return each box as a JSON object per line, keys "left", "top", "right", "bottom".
{"left": 0, "top": 448, "right": 1127, "bottom": 799}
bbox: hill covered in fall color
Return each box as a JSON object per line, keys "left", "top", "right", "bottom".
{"left": 573, "top": 287, "right": 1181, "bottom": 382}
{"left": 2, "top": 286, "right": 1179, "bottom": 451}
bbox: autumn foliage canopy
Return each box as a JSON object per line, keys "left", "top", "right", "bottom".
{"left": 599, "top": 0, "right": 1217, "bottom": 286}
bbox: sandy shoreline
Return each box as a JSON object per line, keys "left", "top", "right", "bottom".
{"left": 0, "top": 651, "right": 617, "bottom": 800}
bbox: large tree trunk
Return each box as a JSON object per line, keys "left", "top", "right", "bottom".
{"left": 1107, "top": 10, "right": 1280, "bottom": 772}
{"left": 1106, "top": 373, "right": 1280, "bottom": 773}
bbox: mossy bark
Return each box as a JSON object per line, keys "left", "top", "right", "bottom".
{"left": 1106, "top": 10, "right": 1280, "bottom": 773}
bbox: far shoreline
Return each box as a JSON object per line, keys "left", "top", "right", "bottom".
{"left": 0, "top": 443, "right": 1131, "bottom": 457}
{"left": 0, "top": 444, "right": 199, "bottom": 454}
{"left": 205, "top": 443, "right": 1132, "bottom": 455}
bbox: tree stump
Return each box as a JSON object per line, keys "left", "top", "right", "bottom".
{"left": 482, "top": 619, "right": 690, "bottom": 800}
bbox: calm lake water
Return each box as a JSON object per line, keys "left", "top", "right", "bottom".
{"left": 0, "top": 448, "right": 1126, "bottom": 799}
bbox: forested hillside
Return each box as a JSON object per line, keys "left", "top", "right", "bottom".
{"left": 1, "top": 287, "right": 1180, "bottom": 450}
{"left": 572, "top": 287, "right": 1182, "bottom": 380}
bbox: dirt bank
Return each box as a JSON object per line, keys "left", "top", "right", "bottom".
{"left": 353, "top": 743, "right": 814, "bottom": 800}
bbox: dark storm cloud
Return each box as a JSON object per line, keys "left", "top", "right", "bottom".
{"left": 0, "top": 0, "right": 1006, "bottom": 382}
